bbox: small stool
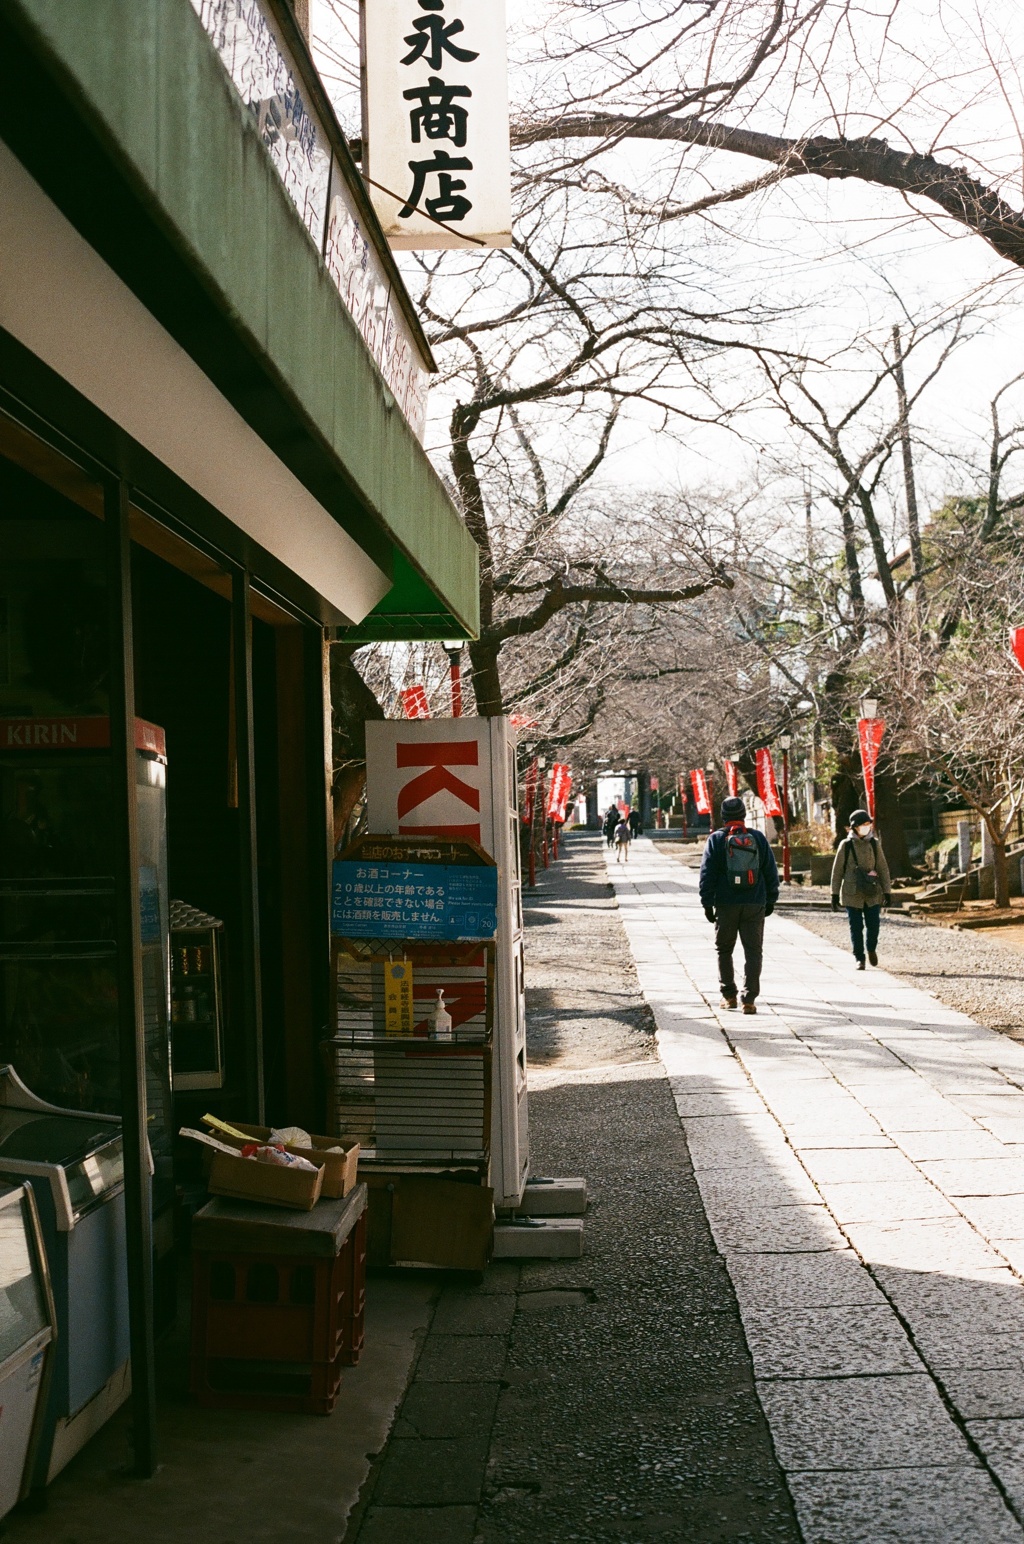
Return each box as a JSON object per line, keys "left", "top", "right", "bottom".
{"left": 190, "top": 1184, "right": 367, "bottom": 1414}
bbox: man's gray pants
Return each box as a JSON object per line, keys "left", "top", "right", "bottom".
{"left": 715, "top": 904, "right": 766, "bottom": 1004}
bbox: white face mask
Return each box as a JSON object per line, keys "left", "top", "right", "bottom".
{"left": 854, "top": 824, "right": 873, "bottom": 838}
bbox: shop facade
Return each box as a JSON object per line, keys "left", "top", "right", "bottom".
{"left": 0, "top": 0, "right": 477, "bottom": 1478}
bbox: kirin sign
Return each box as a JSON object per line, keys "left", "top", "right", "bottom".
{"left": 362, "top": 0, "right": 512, "bottom": 249}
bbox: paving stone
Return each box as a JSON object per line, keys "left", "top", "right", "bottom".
{"left": 816, "top": 1179, "right": 958, "bottom": 1224}
{"left": 966, "top": 1419, "right": 1024, "bottom": 1516}
{"left": 758, "top": 1374, "right": 975, "bottom": 1471}
{"left": 728, "top": 1251, "right": 886, "bottom": 1312}
{"left": 786, "top": 1466, "right": 1022, "bottom": 1543}
{"left": 358, "top": 1505, "right": 478, "bottom": 1544}
{"left": 673, "top": 1090, "right": 768, "bottom": 1117}
{"left": 414, "top": 1336, "right": 508, "bottom": 1383}
{"left": 943, "top": 1368, "right": 1024, "bottom": 1420}
{"left": 843, "top": 1217, "right": 1005, "bottom": 1272}
{"left": 430, "top": 1293, "right": 517, "bottom": 1336}
{"left": 743, "top": 1303, "right": 923, "bottom": 1380}
{"left": 873, "top": 1262, "right": 1021, "bottom": 1308}
{"left": 705, "top": 1201, "right": 848, "bottom": 1255}
{"left": 957, "top": 1194, "right": 1024, "bottom": 1239}
{"left": 895, "top": 1129, "right": 1010, "bottom": 1161}
{"left": 374, "top": 1437, "right": 490, "bottom": 1506}
{"left": 394, "top": 1382, "right": 501, "bottom": 1440}
{"left": 799, "top": 1147, "right": 924, "bottom": 1185}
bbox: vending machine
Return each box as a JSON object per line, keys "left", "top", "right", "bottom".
{"left": 0, "top": 715, "right": 174, "bottom": 1210}
{"left": 365, "top": 717, "right": 528, "bottom": 1209}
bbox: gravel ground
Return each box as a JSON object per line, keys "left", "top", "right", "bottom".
{"left": 658, "top": 837, "right": 1024, "bottom": 1042}
{"left": 349, "top": 834, "right": 800, "bottom": 1544}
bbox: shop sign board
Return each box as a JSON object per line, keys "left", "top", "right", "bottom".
{"left": 363, "top": 0, "right": 513, "bottom": 249}
{"left": 190, "top": 0, "right": 430, "bottom": 436}
{"left": 364, "top": 717, "right": 528, "bottom": 1207}
{"left": 331, "top": 859, "right": 498, "bottom": 939}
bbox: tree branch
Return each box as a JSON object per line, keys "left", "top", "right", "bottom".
{"left": 515, "top": 116, "right": 1024, "bottom": 271}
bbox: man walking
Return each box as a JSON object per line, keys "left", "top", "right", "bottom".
{"left": 628, "top": 807, "right": 641, "bottom": 840}
{"left": 699, "top": 795, "right": 779, "bottom": 1014}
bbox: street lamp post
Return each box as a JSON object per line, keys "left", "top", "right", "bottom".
{"left": 705, "top": 762, "right": 716, "bottom": 831}
{"left": 779, "top": 734, "right": 792, "bottom": 884}
{"left": 442, "top": 640, "right": 464, "bottom": 717}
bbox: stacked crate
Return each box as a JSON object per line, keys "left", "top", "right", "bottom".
{"left": 189, "top": 1187, "right": 366, "bottom": 1415}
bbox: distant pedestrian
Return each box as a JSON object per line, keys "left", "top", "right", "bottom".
{"left": 831, "top": 809, "right": 892, "bottom": 970}
{"left": 614, "top": 816, "right": 632, "bottom": 862}
{"left": 604, "top": 806, "right": 619, "bottom": 848}
{"left": 628, "top": 808, "right": 641, "bottom": 840}
{"left": 699, "top": 795, "right": 779, "bottom": 1014}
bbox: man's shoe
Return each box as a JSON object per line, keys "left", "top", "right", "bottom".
{"left": 868, "top": 950, "right": 878, "bottom": 966}
{"left": 722, "top": 995, "right": 738, "bottom": 1009}
{"left": 856, "top": 958, "right": 866, "bottom": 971}
{"left": 742, "top": 1003, "right": 757, "bottom": 1015}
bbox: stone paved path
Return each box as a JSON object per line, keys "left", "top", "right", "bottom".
{"left": 346, "top": 835, "right": 799, "bottom": 1544}
{"left": 610, "top": 838, "right": 1024, "bottom": 1543}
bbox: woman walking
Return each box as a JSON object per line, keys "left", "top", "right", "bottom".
{"left": 831, "top": 808, "right": 892, "bottom": 969}
{"left": 614, "top": 814, "right": 632, "bottom": 863}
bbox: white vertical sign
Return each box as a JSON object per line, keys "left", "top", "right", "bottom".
{"left": 362, "top": 0, "right": 512, "bottom": 250}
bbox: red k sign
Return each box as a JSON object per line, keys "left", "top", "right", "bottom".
{"left": 690, "top": 768, "right": 711, "bottom": 816}
{"left": 724, "top": 759, "right": 739, "bottom": 798}
{"left": 1011, "top": 627, "right": 1024, "bottom": 674}
{"left": 858, "top": 717, "right": 886, "bottom": 820}
{"left": 756, "top": 748, "right": 783, "bottom": 819}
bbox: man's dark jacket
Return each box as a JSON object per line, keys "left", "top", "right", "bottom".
{"left": 699, "top": 824, "right": 780, "bottom": 911}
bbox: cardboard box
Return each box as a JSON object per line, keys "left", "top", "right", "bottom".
{"left": 215, "top": 1125, "right": 360, "bottom": 1200}
{"left": 206, "top": 1147, "right": 325, "bottom": 1210}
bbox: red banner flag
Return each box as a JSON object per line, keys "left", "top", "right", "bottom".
{"left": 546, "top": 763, "right": 572, "bottom": 822}
{"left": 857, "top": 718, "right": 886, "bottom": 820}
{"left": 756, "top": 747, "right": 783, "bottom": 818}
{"left": 724, "top": 759, "right": 739, "bottom": 798}
{"left": 1011, "top": 627, "right": 1024, "bottom": 674}
{"left": 650, "top": 775, "right": 660, "bottom": 792}
{"left": 522, "top": 756, "right": 538, "bottom": 824}
{"left": 690, "top": 768, "right": 711, "bottom": 816}
{"left": 400, "top": 685, "right": 430, "bottom": 719}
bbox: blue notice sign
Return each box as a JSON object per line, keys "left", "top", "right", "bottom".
{"left": 331, "top": 861, "right": 498, "bottom": 940}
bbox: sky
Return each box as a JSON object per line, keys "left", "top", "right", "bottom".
{"left": 311, "top": 0, "right": 1024, "bottom": 548}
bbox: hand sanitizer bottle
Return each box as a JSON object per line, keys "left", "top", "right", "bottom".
{"left": 432, "top": 989, "right": 453, "bottom": 1042}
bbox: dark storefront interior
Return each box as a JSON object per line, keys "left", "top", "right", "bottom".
{"left": 0, "top": 431, "right": 331, "bottom": 1336}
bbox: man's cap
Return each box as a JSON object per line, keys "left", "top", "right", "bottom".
{"left": 721, "top": 795, "right": 746, "bottom": 821}
{"left": 849, "top": 808, "right": 872, "bottom": 827}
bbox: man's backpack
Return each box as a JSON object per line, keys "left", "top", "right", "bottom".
{"left": 725, "top": 829, "right": 761, "bottom": 890}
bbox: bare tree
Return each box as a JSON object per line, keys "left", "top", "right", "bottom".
{"left": 516, "top": 1, "right": 1024, "bottom": 275}
{"left": 882, "top": 591, "right": 1024, "bottom": 907}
